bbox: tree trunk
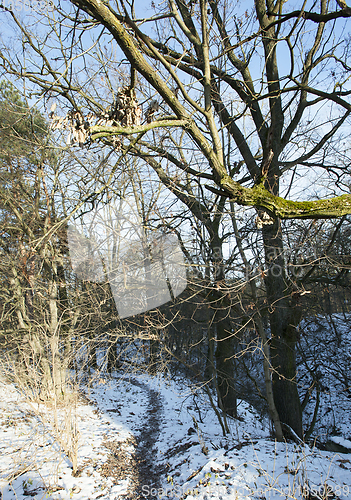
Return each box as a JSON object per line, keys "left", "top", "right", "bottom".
{"left": 210, "top": 237, "right": 237, "bottom": 418}
{"left": 214, "top": 309, "right": 237, "bottom": 418}
{"left": 262, "top": 221, "right": 303, "bottom": 438}
{"left": 149, "top": 337, "right": 158, "bottom": 375}
{"left": 204, "top": 325, "right": 215, "bottom": 387}
{"left": 255, "top": 317, "right": 284, "bottom": 441}
{"left": 209, "top": 283, "right": 237, "bottom": 418}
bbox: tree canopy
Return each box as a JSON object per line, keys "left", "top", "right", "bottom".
{"left": 1, "top": 1, "right": 350, "bottom": 219}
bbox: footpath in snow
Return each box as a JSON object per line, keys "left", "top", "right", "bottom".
{"left": 0, "top": 371, "right": 350, "bottom": 500}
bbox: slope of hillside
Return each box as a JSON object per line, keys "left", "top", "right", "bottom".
{"left": 1, "top": 365, "right": 350, "bottom": 500}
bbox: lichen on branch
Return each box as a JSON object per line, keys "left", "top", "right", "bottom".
{"left": 220, "top": 177, "right": 351, "bottom": 219}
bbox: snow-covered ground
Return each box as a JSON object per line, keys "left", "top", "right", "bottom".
{"left": 1, "top": 367, "right": 350, "bottom": 500}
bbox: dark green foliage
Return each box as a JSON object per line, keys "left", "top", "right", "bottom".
{"left": 0, "top": 81, "right": 47, "bottom": 165}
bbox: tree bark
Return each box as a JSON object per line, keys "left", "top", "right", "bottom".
{"left": 209, "top": 236, "right": 238, "bottom": 418}
{"left": 214, "top": 303, "right": 237, "bottom": 418}
{"left": 262, "top": 221, "right": 303, "bottom": 438}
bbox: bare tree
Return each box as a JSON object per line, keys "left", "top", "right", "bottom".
{"left": 1, "top": 0, "right": 351, "bottom": 438}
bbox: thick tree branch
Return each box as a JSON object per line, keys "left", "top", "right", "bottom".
{"left": 219, "top": 177, "right": 351, "bottom": 219}
{"left": 90, "top": 118, "right": 189, "bottom": 140}
{"left": 268, "top": 7, "right": 351, "bottom": 23}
